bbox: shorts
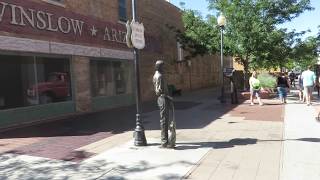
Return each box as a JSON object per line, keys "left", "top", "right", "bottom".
{"left": 304, "top": 86, "right": 313, "bottom": 96}
{"left": 250, "top": 89, "right": 260, "bottom": 97}
{"left": 277, "top": 87, "right": 287, "bottom": 98}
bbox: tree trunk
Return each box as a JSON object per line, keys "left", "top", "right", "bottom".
{"left": 243, "top": 60, "right": 249, "bottom": 91}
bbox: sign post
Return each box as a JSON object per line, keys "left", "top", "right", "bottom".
{"left": 129, "top": 0, "right": 147, "bottom": 146}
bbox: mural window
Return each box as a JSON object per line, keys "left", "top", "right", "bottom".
{"left": 0, "top": 54, "right": 71, "bottom": 110}
{"left": 90, "top": 59, "right": 133, "bottom": 97}
{"left": 118, "top": 0, "right": 127, "bottom": 22}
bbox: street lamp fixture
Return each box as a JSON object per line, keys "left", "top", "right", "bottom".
{"left": 131, "top": 0, "right": 147, "bottom": 146}
{"left": 217, "top": 14, "right": 226, "bottom": 27}
{"left": 217, "top": 13, "right": 226, "bottom": 103}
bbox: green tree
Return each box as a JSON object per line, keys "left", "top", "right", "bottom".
{"left": 208, "top": 0, "right": 313, "bottom": 89}
{"left": 251, "top": 29, "right": 307, "bottom": 70}
{"left": 176, "top": 0, "right": 313, "bottom": 89}
{"left": 167, "top": 10, "right": 220, "bottom": 60}
{"left": 289, "top": 36, "right": 318, "bottom": 69}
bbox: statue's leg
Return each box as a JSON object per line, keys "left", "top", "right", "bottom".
{"left": 168, "top": 100, "right": 176, "bottom": 148}
{"left": 158, "top": 96, "right": 168, "bottom": 146}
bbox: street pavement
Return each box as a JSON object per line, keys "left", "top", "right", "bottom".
{"left": 0, "top": 88, "right": 319, "bottom": 179}
{"left": 281, "top": 90, "right": 320, "bottom": 180}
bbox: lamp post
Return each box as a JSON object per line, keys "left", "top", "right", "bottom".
{"left": 217, "top": 13, "right": 226, "bottom": 103}
{"left": 132, "top": 0, "right": 147, "bottom": 146}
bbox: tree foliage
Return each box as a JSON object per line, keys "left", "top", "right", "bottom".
{"left": 208, "top": 0, "right": 313, "bottom": 69}
{"left": 175, "top": 0, "right": 315, "bottom": 88}
{"left": 166, "top": 10, "right": 220, "bottom": 60}
{"left": 290, "top": 36, "right": 318, "bottom": 69}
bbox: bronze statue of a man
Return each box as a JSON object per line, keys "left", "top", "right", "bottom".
{"left": 153, "top": 60, "right": 176, "bottom": 148}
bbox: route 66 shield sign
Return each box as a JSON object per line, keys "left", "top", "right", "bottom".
{"left": 130, "top": 21, "right": 145, "bottom": 49}
{"left": 126, "top": 21, "right": 133, "bottom": 48}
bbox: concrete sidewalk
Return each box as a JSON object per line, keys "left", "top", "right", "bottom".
{"left": 1, "top": 88, "right": 318, "bottom": 179}
{"left": 281, "top": 91, "right": 320, "bottom": 180}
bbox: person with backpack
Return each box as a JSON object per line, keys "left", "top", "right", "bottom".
{"left": 249, "top": 71, "right": 263, "bottom": 106}
{"left": 277, "top": 72, "right": 290, "bottom": 104}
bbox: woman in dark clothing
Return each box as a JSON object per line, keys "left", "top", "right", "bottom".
{"left": 277, "top": 72, "right": 290, "bottom": 104}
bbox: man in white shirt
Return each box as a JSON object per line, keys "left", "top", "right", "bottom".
{"left": 301, "top": 66, "right": 316, "bottom": 106}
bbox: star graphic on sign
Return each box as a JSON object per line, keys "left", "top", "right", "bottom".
{"left": 90, "top": 25, "right": 98, "bottom": 36}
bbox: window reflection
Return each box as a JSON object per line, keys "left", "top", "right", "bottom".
{"left": 0, "top": 54, "right": 71, "bottom": 110}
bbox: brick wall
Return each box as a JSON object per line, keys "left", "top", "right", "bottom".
{"left": 65, "top": 0, "right": 231, "bottom": 101}
{"left": 0, "top": 0, "right": 231, "bottom": 103}
{"left": 72, "top": 56, "right": 92, "bottom": 112}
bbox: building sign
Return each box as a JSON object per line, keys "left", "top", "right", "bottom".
{"left": 130, "top": 21, "right": 145, "bottom": 49}
{"left": 0, "top": 0, "right": 130, "bottom": 50}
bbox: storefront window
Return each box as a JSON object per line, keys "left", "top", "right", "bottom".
{"left": 0, "top": 54, "right": 71, "bottom": 110}
{"left": 91, "top": 60, "right": 133, "bottom": 97}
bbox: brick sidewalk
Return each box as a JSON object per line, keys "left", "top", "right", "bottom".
{"left": 0, "top": 90, "right": 283, "bottom": 180}
{"left": 228, "top": 99, "right": 284, "bottom": 122}
{"left": 0, "top": 97, "right": 284, "bottom": 163}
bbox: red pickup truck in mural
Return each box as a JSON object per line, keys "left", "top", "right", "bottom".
{"left": 27, "top": 72, "right": 71, "bottom": 104}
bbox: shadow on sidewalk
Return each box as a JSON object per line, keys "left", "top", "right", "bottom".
{"left": 0, "top": 88, "right": 251, "bottom": 161}
{"left": 294, "top": 138, "right": 320, "bottom": 142}
{"left": 0, "top": 98, "right": 242, "bottom": 139}
{"left": 0, "top": 101, "right": 200, "bottom": 138}
{"left": 173, "top": 137, "right": 320, "bottom": 150}
{"left": 174, "top": 138, "right": 258, "bottom": 150}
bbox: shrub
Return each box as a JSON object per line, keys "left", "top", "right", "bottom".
{"left": 257, "top": 73, "right": 277, "bottom": 89}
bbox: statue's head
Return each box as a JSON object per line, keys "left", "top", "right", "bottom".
{"left": 155, "top": 60, "right": 164, "bottom": 73}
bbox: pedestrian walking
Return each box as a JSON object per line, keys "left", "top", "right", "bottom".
{"left": 277, "top": 72, "right": 290, "bottom": 104}
{"left": 297, "top": 72, "right": 305, "bottom": 102}
{"left": 301, "top": 66, "right": 316, "bottom": 106}
{"left": 288, "top": 70, "right": 296, "bottom": 87}
{"left": 249, "top": 71, "right": 263, "bottom": 106}
{"left": 316, "top": 75, "right": 320, "bottom": 97}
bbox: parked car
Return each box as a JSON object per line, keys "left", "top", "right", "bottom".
{"left": 27, "top": 72, "right": 70, "bottom": 104}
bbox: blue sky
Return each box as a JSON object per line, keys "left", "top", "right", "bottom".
{"left": 170, "top": 0, "right": 320, "bottom": 38}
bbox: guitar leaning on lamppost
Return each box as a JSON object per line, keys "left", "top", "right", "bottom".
{"left": 126, "top": 2, "right": 147, "bottom": 146}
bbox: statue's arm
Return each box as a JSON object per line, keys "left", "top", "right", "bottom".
{"left": 154, "top": 76, "right": 163, "bottom": 96}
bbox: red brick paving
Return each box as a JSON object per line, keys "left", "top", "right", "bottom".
{"left": 3, "top": 132, "right": 114, "bottom": 162}
{"left": 0, "top": 105, "right": 138, "bottom": 162}
{"left": 228, "top": 100, "right": 285, "bottom": 122}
